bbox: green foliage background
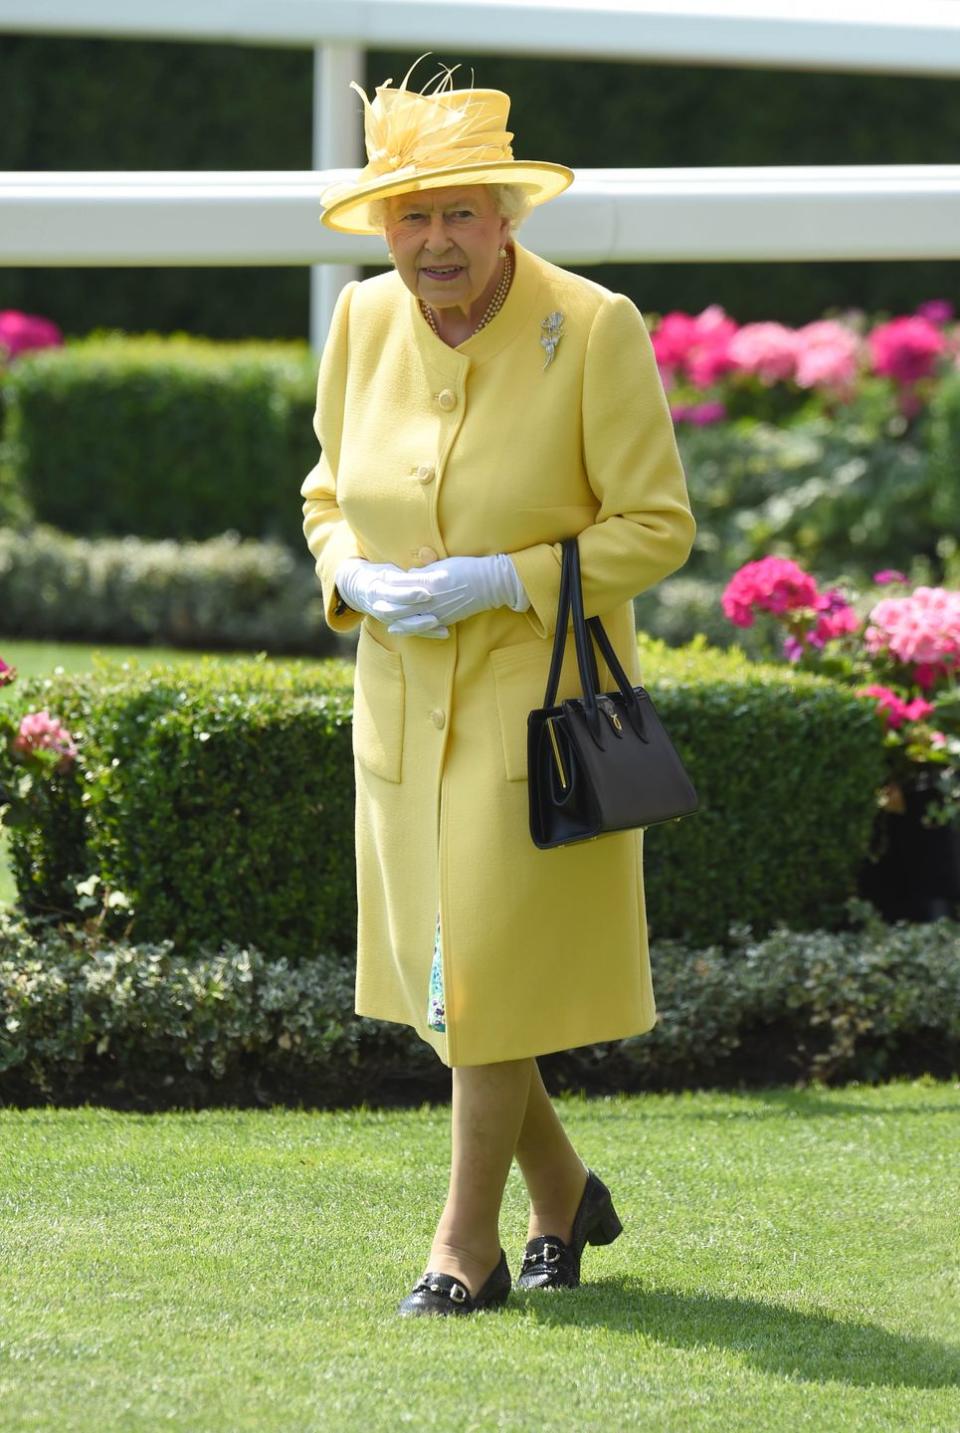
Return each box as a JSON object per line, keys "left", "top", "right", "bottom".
{"left": 1, "top": 33, "right": 958, "bottom": 338}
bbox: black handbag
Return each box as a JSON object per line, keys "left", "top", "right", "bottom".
{"left": 527, "top": 536, "right": 699, "bottom": 849}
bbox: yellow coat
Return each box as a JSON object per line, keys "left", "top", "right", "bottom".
{"left": 300, "top": 240, "right": 695, "bottom": 1067}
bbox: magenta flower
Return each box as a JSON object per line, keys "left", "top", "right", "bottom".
{"left": 688, "top": 401, "right": 727, "bottom": 425}
{"left": 914, "top": 300, "right": 954, "bottom": 325}
{"left": 812, "top": 589, "right": 860, "bottom": 643}
{"left": 868, "top": 316, "right": 947, "bottom": 385}
{"left": 873, "top": 569, "right": 908, "bottom": 586}
{"left": 652, "top": 312, "right": 700, "bottom": 379}
{"left": 0, "top": 310, "right": 63, "bottom": 363}
{"left": 652, "top": 306, "right": 739, "bottom": 387}
{"left": 11, "top": 710, "right": 78, "bottom": 771}
{"left": 0, "top": 657, "right": 16, "bottom": 687}
{"left": 793, "top": 320, "right": 861, "bottom": 392}
{"left": 856, "top": 684, "right": 935, "bottom": 730}
{"left": 721, "top": 556, "right": 820, "bottom": 628}
{"left": 685, "top": 306, "right": 739, "bottom": 388}
{"left": 728, "top": 322, "right": 799, "bottom": 385}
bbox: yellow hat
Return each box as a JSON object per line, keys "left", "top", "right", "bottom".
{"left": 319, "top": 61, "right": 574, "bottom": 235}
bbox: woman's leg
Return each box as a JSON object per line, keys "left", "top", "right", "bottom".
{"left": 428, "top": 1056, "right": 534, "bottom": 1295}
{"left": 513, "top": 1061, "right": 589, "bottom": 1243}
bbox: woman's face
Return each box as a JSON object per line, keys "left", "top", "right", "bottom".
{"left": 383, "top": 185, "right": 511, "bottom": 319}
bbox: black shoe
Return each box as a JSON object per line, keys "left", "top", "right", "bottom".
{"left": 517, "top": 1170, "right": 623, "bottom": 1290}
{"left": 398, "top": 1249, "right": 512, "bottom": 1317}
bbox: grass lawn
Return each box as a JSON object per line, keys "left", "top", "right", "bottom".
{"left": 0, "top": 637, "right": 318, "bottom": 909}
{"left": 0, "top": 1081, "right": 957, "bottom": 1432}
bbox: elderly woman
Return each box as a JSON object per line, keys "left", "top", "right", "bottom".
{"left": 301, "top": 64, "right": 695, "bottom": 1317}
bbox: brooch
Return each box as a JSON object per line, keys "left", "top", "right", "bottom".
{"left": 540, "top": 311, "right": 565, "bottom": 370}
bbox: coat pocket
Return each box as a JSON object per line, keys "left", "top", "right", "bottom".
{"left": 490, "top": 635, "right": 611, "bottom": 783}
{"left": 352, "top": 623, "right": 405, "bottom": 783}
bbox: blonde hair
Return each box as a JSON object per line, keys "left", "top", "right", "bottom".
{"left": 368, "top": 182, "right": 532, "bottom": 236}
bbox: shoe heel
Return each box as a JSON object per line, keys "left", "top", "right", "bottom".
{"left": 587, "top": 1200, "right": 623, "bottom": 1247}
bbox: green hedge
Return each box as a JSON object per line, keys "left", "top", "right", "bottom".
{"left": 3, "top": 637, "right": 886, "bottom": 952}
{"left": 0, "top": 907, "right": 956, "bottom": 1109}
{"left": 0, "top": 524, "right": 342, "bottom": 656}
{"left": 928, "top": 368, "right": 960, "bottom": 539}
{"left": 6, "top": 653, "right": 358, "bottom": 960}
{"left": 0, "top": 335, "right": 317, "bottom": 547}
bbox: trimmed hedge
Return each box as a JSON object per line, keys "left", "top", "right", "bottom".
{"left": 0, "top": 334, "right": 317, "bottom": 548}
{"left": 6, "top": 653, "right": 358, "bottom": 961}
{"left": 0, "top": 907, "right": 956, "bottom": 1110}
{"left": 3, "top": 637, "right": 886, "bottom": 952}
{"left": 0, "top": 524, "right": 342, "bottom": 656}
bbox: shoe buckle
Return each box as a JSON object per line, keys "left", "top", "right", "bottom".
{"left": 448, "top": 1282, "right": 467, "bottom": 1304}
{"left": 542, "top": 1242, "right": 562, "bottom": 1264}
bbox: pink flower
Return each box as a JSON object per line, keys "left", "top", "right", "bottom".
{"left": 930, "top": 730, "right": 948, "bottom": 749}
{"left": 856, "top": 685, "right": 934, "bottom": 730}
{"left": 728, "top": 322, "right": 798, "bottom": 385}
{"left": 873, "top": 569, "right": 908, "bottom": 586}
{"left": 652, "top": 312, "right": 700, "bottom": 379}
{"left": 793, "top": 320, "right": 861, "bottom": 391}
{"left": 722, "top": 557, "right": 819, "bottom": 628}
{"left": 688, "top": 401, "right": 727, "bottom": 425}
{"left": 865, "top": 586, "right": 960, "bottom": 669}
{"left": 685, "top": 306, "right": 739, "bottom": 388}
{"left": 0, "top": 657, "right": 16, "bottom": 687}
{"left": 0, "top": 310, "right": 63, "bottom": 363}
{"left": 653, "top": 307, "right": 739, "bottom": 387}
{"left": 914, "top": 300, "right": 953, "bottom": 325}
{"left": 868, "top": 316, "right": 947, "bottom": 384}
{"left": 11, "top": 710, "right": 78, "bottom": 770}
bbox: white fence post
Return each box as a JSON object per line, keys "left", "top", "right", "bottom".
{"left": 311, "top": 43, "right": 364, "bottom": 356}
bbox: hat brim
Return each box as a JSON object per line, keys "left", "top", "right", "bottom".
{"left": 319, "top": 160, "right": 575, "bottom": 235}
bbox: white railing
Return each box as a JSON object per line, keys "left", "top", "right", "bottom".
{"left": 3, "top": 167, "right": 960, "bottom": 266}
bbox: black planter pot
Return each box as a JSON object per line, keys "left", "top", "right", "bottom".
{"left": 858, "top": 786, "right": 960, "bottom": 923}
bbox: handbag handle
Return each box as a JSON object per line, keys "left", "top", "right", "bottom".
{"left": 542, "top": 538, "right": 647, "bottom": 741}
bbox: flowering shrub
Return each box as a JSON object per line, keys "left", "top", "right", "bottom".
{"left": 652, "top": 300, "right": 960, "bottom": 426}
{"left": 721, "top": 564, "right": 960, "bottom": 824}
{"left": 0, "top": 656, "right": 79, "bottom": 832}
{"left": 11, "top": 710, "right": 78, "bottom": 771}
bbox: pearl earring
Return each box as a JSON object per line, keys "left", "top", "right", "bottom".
{"left": 498, "top": 247, "right": 507, "bottom": 259}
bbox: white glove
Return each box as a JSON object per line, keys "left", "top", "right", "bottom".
{"left": 387, "top": 554, "right": 530, "bottom": 636}
{"left": 334, "top": 557, "right": 449, "bottom": 638}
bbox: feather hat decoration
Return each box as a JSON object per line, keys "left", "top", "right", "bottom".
{"left": 319, "top": 57, "right": 574, "bottom": 235}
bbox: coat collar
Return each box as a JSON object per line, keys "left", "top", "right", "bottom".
{"left": 405, "top": 239, "right": 546, "bottom": 376}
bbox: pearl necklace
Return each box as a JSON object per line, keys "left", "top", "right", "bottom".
{"left": 419, "top": 248, "right": 514, "bottom": 341}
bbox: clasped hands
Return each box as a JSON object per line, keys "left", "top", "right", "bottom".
{"left": 334, "top": 553, "right": 529, "bottom": 638}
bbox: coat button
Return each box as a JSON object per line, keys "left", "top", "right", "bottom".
{"left": 437, "top": 389, "right": 457, "bottom": 411}
{"left": 416, "top": 545, "right": 439, "bottom": 565}
{"left": 430, "top": 709, "right": 446, "bottom": 729}
{"left": 415, "top": 464, "right": 436, "bottom": 484}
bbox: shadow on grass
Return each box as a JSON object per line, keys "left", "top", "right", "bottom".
{"left": 584, "top": 1088, "right": 960, "bottom": 1123}
{"left": 514, "top": 1278, "right": 960, "bottom": 1389}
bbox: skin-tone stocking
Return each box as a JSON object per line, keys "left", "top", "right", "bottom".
{"left": 513, "top": 1061, "right": 589, "bottom": 1245}
{"left": 427, "top": 1058, "right": 589, "bottom": 1295}
{"left": 428, "top": 1057, "right": 533, "bottom": 1295}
